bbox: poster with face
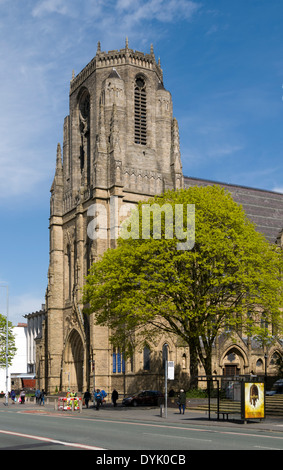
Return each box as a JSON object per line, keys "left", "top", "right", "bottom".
{"left": 244, "top": 383, "right": 265, "bottom": 419}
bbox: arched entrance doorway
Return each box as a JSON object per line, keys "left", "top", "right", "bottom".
{"left": 221, "top": 346, "right": 248, "bottom": 376}
{"left": 62, "top": 329, "right": 84, "bottom": 392}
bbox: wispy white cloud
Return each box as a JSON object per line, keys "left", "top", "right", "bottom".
{"left": 32, "top": 0, "right": 69, "bottom": 17}
{"left": 0, "top": 286, "right": 45, "bottom": 324}
{"left": 272, "top": 187, "right": 283, "bottom": 194}
{"left": 32, "top": 0, "right": 201, "bottom": 22}
{"left": 116, "top": 0, "right": 201, "bottom": 23}
{"left": 8, "top": 293, "right": 45, "bottom": 325}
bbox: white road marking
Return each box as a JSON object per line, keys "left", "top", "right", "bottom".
{"left": 143, "top": 432, "right": 212, "bottom": 442}
{"left": 254, "top": 445, "right": 281, "bottom": 450}
{"left": 0, "top": 429, "right": 106, "bottom": 450}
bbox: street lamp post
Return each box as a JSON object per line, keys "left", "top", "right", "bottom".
{"left": 164, "top": 343, "right": 168, "bottom": 418}
{"left": 264, "top": 353, "right": 268, "bottom": 383}
{"left": 90, "top": 352, "right": 95, "bottom": 406}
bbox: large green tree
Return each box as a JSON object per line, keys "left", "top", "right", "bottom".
{"left": 83, "top": 186, "right": 283, "bottom": 385}
{"left": 0, "top": 314, "right": 17, "bottom": 368}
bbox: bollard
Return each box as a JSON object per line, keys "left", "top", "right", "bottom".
{"left": 160, "top": 404, "right": 165, "bottom": 417}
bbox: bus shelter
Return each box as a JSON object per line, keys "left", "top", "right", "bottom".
{"left": 197, "top": 375, "right": 265, "bottom": 422}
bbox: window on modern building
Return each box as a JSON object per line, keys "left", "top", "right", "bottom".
{"left": 134, "top": 76, "right": 146, "bottom": 145}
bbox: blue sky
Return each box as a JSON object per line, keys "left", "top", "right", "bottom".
{"left": 0, "top": 0, "right": 283, "bottom": 324}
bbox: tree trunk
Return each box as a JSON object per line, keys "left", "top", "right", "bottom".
{"left": 189, "top": 342, "right": 199, "bottom": 389}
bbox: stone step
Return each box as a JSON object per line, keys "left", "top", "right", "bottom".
{"left": 189, "top": 395, "right": 283, "bottom": 416}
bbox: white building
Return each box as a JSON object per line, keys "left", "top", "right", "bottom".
{"left": 0, "top": 306, "right": 45, "bottom": 394}
{"left": 24, "top": 307, "right": 45, "bottom": 375}
{"left": 0, "top": 323, "right": 28, "bottom": 393}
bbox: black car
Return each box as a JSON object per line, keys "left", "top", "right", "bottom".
{"left": 122, "top": 390, "right": 164, "bottom": 407}
{"left": 266, "top": 379, "right": 283, "bottom": 396}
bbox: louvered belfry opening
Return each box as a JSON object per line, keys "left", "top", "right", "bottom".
{"left": 134, "top": 76, "right": 147, "bottom": 145}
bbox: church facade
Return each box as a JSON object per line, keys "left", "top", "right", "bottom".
{"left": 36, "top": 41, "right": 282, "bottom": 395}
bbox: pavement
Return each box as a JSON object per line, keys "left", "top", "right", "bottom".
{"left": 2, "top": 398, "right": 283, "bottom": 433}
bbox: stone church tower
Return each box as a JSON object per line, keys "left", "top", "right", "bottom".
{"left": 38, "top": 40, "right": 183, "bottom": 393}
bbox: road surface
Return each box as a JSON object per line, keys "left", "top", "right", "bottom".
{"left": 1, "top": 402, "right": 283, "bottom": 454}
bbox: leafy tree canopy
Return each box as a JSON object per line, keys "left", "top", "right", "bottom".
{"left": 83, "top": 186, "right": 283, "bottom": 379}
{"left": 0, "top": 314, "right": 17, "bottom": 368}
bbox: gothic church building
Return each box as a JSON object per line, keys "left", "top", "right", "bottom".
{"left": 36, "top": 41, "right": 283, "bottom": 394}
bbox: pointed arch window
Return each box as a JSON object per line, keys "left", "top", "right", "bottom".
{"left": 78, "top": 88, "right": 91, "bottom": 184}
{"left": 67, "top": 244, "right": 72, "bottom": 300}
{"left": 134, "top": 76, "right": 147, "bottom": 145}
{"left": 112, "top": 348, "right": 125, "bottom": 373}
{"left": 143, "top": 345, "right": 150, "bottom": 371}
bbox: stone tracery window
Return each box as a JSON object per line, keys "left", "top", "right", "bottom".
{"left": 78, "top": 89, "right": 90, "bottom": 184}
{"left": 134, "top": 76, "right": 147, "bottom": 145}
{"left": 270, "top": 352, "right": 280, "bottom": 365}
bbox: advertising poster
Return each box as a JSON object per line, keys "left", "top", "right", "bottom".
{"left": 243, "top": 382, "right": 265, "bottom": 419}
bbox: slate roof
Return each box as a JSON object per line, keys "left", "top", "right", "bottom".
{"left": 184, "top": 175, "right": 283, "bottom": 244}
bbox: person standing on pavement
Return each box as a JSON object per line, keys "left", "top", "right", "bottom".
{"left": 112, "top": 389, "right": 119, "bottom": 407}
{"left": 178, "top": 389, "right": 186, "bottom": 414}
{"left": 83, "top": 389, "right": 91, "bottom": 408}
{"left": 70, "top": 390, "right": 78, "bottom": 408}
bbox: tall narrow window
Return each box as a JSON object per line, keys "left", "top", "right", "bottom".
{"left": 67, "top": 245, "right": 72, "bottom": 300}
{"left": 113, "top": 348, "right": 125, "bottom": 373}
{"left": 79, "top": 89, "right": 90, "bottom": 185}
{"left": 143, "top": 345, "right": 150, "bottom": 371}
{"left": 134, "top": 76, "right": 146, "bottom": 145}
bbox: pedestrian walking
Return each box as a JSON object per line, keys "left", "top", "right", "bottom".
{"left": 35, "top": 388, "right": 41, "bottom": 405}
{"left": 100, "top": 389, "right": 107, "bottom": 405}
{"left": 19, "top": 390, "right": 25, "bottom": 404}
{"left": 10, "top": 389, "right": 16, "bottom": 404}
{"left": 40, "top": 389, "right": 46, "bottom": 406}
{"left": 178, "top": 389, "right": 186, "bottom": 414}
{"left": 83, "top": 389, "right": 91, "bottom": 408}
{"left": 94, "top": 389, "right": 102, "bottom": 410}
{"left": 112, "top": 389, "right": 118, "bottom": 407}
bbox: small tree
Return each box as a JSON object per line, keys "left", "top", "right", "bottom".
{"left": 83, "top": 186, "right": 283, "bottom": 385}
{"left": 0, "top": 314, "right": 17, "bottom": 368}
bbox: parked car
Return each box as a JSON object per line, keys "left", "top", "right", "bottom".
{"left": 266, "top": 379, "right": 283, "bottom": 396}
{"left": 122, "top": 390, "right": 164, "bottom": 407}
